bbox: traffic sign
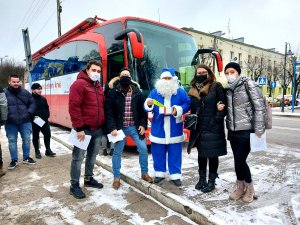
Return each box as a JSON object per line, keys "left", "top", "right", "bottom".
{"left": 270, "top": 81, "right": 276, "bottom": 88}
{"left": 258, "top": 77, "right": 267, "bottom": 86}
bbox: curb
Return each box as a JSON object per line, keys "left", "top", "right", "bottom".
{"left": 52, "top": 134, "right": 221, "bottom": 225}
{"left": 272, "top": 112, "right": 300, "bottom": 118}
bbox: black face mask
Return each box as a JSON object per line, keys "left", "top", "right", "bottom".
{"left": 120, "top": 76, "right": 131, "bottom": 87}
{"left": 195, "top": 75, "right": 207, "bottom": 83}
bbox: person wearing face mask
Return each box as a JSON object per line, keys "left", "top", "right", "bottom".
{"left": 187, "top": 64, "right": 227, "bottom": 193}
{"left": 105, "top": 67, "right": 153, "bottom": 189}
{"left": 217, "top": 62, "right": 265, "bottom": 203}
{"left": 68, "top": 60, "right": 105, "bottom": 199}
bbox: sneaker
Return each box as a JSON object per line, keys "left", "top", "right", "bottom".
{"left": 8, "top": 160, "right": 18, "bottom": 170}
{"left": 142, "top": 173, "right": 153, "bottom": 183}
{"left": 23, "top": 157, "right": 36, "bottom": 165}
{"left": 45, "top": 149, "right": 56, "bottom": 157}
{"left": 112, "top": 178, "right": 121, "bottom": 189}
{"left": 70, "top": 185, "right": 86, "bottom": 199}
{"left": 172, "top": 179, "right": 182, "bottom": 187}
{"left": 84, "top": 177, "right": 103, "bottom": 189}
{"left": 154, "top": 177, "right": 165, "bottom": 184}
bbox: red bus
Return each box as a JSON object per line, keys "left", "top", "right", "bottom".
{"left": 27, "top": 16, "right": 222, "bottom": 145}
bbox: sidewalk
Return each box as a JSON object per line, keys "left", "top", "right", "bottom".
{"left": 52, "top": 131, "right": 300, "bottom": 225}
{"left": 272, "top": 106, "right": 300, "bottom": 117}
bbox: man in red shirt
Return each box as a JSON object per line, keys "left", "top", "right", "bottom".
{"left": 69, "top": 60, "right": 105, "bottom": 199}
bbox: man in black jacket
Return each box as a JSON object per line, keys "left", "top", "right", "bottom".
{"left": 31, "top": 83, "right": 56, "bottom": 158}
{"left": 105, "top": 68, "right": 152, "bottom": 189}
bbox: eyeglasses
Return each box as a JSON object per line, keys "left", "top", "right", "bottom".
{"left": 91, "top": 69, "right": 101, "bottom": 73}
{"left": 196, "top": 72, "right": 208, "bottom": 76}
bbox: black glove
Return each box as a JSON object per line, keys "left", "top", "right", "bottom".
{"left": 187, "top": 147, "right": 191, "bottom": 155}
{"left": 0, "top": 120, "right": 6, "bottom": 126}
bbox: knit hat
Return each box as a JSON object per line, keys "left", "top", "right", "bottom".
{"left": 160, "top": 68, "right": 178, "bottom": 80}
{"left": 224, "top": 62, "right": 241, "bottom": 75}
{"left": 31, "top": 83, "right": 42, "bottom": 90}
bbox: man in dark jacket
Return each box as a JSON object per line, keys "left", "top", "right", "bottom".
{"left": 69, "top": 60, "right": 105, "bottom": 199}
{"left": 31, "top": 83, "right": 56, "bottom": 159}
{"left": 105, "top": 67, "right": 153, "bottom": 189}
{"left": 0, "top": 87, "right": 8, "bottom": 177}
{"left": 4, "top": 74, "right": 36, "bottom": 170}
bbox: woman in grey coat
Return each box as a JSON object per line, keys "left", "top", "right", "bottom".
{"left": 0, "top": 87, "right": 8, "bottom": 177}
{"left": 218, "top": 62, "right": 265, "bottom": 203}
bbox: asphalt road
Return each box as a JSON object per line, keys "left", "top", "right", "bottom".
{"left": 268, "top": 116, "right": 300, "bottom": 148}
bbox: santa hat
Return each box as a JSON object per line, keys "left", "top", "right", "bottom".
{"left": 160, "top": 68, "right": 178, "bottom": 80}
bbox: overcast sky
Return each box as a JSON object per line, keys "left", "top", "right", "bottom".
{"left": 0, "top": 0, "right": 299, "bottom": 63}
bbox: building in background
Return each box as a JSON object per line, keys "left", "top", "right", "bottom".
{"left": 183, "top": 27, "right": 294, "bottom": 99}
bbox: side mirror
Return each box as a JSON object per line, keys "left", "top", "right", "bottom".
{"left": 114, "top": 28, "right": 144, "bottom": 59}
{"left": 191, "top": 49, "right": 223, "bottom": 72}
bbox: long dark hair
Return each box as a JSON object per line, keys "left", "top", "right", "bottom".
{"left": 190, "top": 64, "right": 216, "bottom": 87}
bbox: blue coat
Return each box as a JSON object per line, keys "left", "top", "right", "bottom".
{"left": 144, "top": 88, "right": 190, "bottom": 144}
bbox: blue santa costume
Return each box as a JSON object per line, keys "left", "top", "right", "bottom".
{"left": 144, "top": 68, "right": 190, "bottom": 181}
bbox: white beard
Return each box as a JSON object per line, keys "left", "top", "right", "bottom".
{"left": 155, "top": 79, "right": 178, "bottom": 98}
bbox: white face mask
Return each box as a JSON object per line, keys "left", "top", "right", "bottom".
{"left": 226, "top": 74, "right": 237, "bottom": 84}
{"left": 89, "top": 72, "right": 100, "bottom": 82}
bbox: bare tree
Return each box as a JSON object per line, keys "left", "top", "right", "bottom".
{"left": 244, "top": 56, "right": 260, "bottom": 81}
{"left": 0, "top": 59, "right": 25, "bottom": 87}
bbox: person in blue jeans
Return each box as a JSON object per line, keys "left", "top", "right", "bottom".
{"left": 4, "top": 74, "right": 36, "bottom": 169}
{"left": 105, "top": 68, "right": 153, "bottom": 189}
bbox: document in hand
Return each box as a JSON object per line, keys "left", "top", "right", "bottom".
{"left": 68, "top": 129, "right": 92, "bottom": 150}
{"left": 33, "top": 116, "right": 45, "bottom": 127}
{"left": 107, "top": 130, "right": 126, "bottom": 143}
{"left": 250, "top": 132, "right": 267, "bottom": 152}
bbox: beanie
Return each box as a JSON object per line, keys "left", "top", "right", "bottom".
{"left": 160, "top": 68, "right": 178, "bottom": 80}
{"left": 224, "top": 62, "right": 241, "bottom": 75}
{"left": 31, "top": 83, "right": 42, "bottom": 90}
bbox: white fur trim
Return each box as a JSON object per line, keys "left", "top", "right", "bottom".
{"left": 173, "top": 105, "right": 183, "bottom": 123}
{"left": 170, "top": 173, "right": 182, "bottom": 180}
{"left": 160, "top": 71, "right": 172, "bottom": 79}
{"left": 149, "top": 134, "right": 185, "bottom": 144}
{"left": 155, "top": 171, "right": 166, "bottom": 178}
{"left": 144, "top": 98, "right": 154, "bottom": 111}
{"left": 164, "top": 116, "right": 171, "bottom": 144}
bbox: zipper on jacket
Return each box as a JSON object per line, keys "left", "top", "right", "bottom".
{"left": 95, "top": 86, "right": 100, "bottom": 128}
{"left": 231, "top": 90, "right": 235, "bottom": 130}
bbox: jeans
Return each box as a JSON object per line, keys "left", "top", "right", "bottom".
{"left": 5, "top": 122, "right": 32, "bottom": 161}
{"left": 32, "top": 122, "right": 51, "bottom": 152}
{"left": 70, "top": 128, "right": 103, "bottom": 186}
{"left": 112, "top": 126, "right": 148, "bottom": 178}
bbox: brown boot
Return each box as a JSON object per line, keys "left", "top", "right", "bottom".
{"left": 112, "top": 178, "right": 121, "bottom": 189}
{"left": 229, "top": 180, "right": 245, "bottom": 200}
{"left": 141, "top": 173, "right": 153, "bottom": 183}
{"left": 0, "top": 163, "right": 6, "bottom": 178}
{"left": 243, "top": 182, "right": 256, "bottom": 203}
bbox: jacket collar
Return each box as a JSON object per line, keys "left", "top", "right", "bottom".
{"left": 188, "top": 82, "right": 214, "bottom": 100}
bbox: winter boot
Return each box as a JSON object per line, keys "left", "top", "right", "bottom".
{"left": 35, "top": 150, "right": 42, "bottom": 159}
{"left": 201, "top": 173, "right": 218, "bottom": 193}
{"left": 243, "top": 182, "right": 256, "bottom": 203}
{"left": 229, "top": 180, "right": 245, "bottom": 200}
{"left": 0, "top": 162, "right": 6, "bottom": 178}
{"left": 195, "top": 170, "right": 207, "bottom": 190}
{"left": 45, "top": 149, "right": 56, "bottom": 157}
{"left": 103, "top": 149, "right": 108, "bottom": 156}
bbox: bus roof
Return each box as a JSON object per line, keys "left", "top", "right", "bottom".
{"left": 32, "top": 16, "right": 193, "bottom": 60}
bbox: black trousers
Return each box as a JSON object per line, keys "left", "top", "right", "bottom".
{"left": 198, "top": 156, "right": 219, "bottom": 174}
{"left": 230, "top": 140, "right": 252, "bottom": 183}
{"left": 32, "top": 122, "right": 51, "bottom": 152}
{"left": 0, "top": 142, "right": 3, "bottom": 165}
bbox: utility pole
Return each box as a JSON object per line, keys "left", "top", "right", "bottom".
{"left": 57, "top": 0, "right": 62, "bottom": 37}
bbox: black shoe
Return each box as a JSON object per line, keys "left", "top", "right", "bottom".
{"left": 23, "top": 157, "right": 36, "bottom": 165}
{"left": 35, "top": 151, "right": 42, "bottom": 159}
{"left": 172, "top": 179, "right": 182, "bottom": 187}
{"left": 8, "top": 160, "right": 18, "bottom": 170}
{"left": 103, "top": 149, "right": 108, "bottom": 156}
{"left": 154, "top": 177, "right": 165, "bottom": 184}
{"left": 45, "top": 149, "right": 56, "bottom": 157}
{"left": 109, "top": 149, "right": 114, "bottom": 156}
{"left": 84, "top": 177, "right": 104, "bottom": 189}
{"left": 70, "top": 185, "right": 86, "bottom": 199}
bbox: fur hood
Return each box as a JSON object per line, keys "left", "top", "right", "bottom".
{"left": 108, "top": 76, "right": 140, "bottom": 90}
{"left": 188, "top": 82, "right": 215, "bottom": 100}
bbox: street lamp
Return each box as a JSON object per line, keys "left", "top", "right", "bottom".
{"left": 281, "top": 42, "right": 293, "bottom": 112}
{"left": 0, "top": 55, "right": 8, "bottom": 65}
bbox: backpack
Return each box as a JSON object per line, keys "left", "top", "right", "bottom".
{"left": 244, "top": 80, "right": 272, "bottom": 130}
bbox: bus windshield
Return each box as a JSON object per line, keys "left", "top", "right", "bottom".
{"left": 126, "top": 20, "right": 197, "bottom": 93}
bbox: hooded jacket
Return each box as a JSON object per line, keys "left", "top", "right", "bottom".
{"left": 105, "top": 77, "right": 147, "bottom": 138}
{"left": 69, "top": 70, "right": 105, "bottom": 131}
{"left": 225, "top": 76, "right": 265, "bottom": 135}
